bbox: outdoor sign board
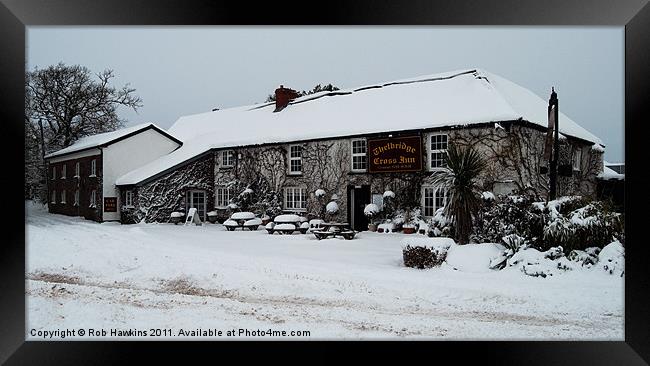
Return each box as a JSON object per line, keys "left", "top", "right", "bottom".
{"left": 104, "top": 197, "right": 117, "bottom": 212}
{"left": 367, "top": 135, "right": 423, "bottom": 173}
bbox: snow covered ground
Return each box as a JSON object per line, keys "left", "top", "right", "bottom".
{"left": 25, "top": 202, "right": 623, "bottom": 340}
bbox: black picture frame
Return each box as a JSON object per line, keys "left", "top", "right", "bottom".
{"left": 2, "top": 0, "right": 648, "bottom": 364}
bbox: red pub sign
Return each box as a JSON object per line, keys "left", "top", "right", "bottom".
{"left": 367, "top": 135, "right": 423, "bottom": 173}
{"left": 104, "top": 197, "right": 117, "bottom": 212}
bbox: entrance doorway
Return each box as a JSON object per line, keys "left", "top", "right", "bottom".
{"left": 186, "top": 190, "right": 207, "bottom": 221}
{"left": 347, "top": 185, "right": 370, "bottom": 231}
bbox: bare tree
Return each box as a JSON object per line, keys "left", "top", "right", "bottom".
{"left": 25, "top": 62, "right": 143, "bottom": 200}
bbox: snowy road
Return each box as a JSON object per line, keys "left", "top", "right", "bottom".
{"left": 26, "top": 202, "right": 624, "bottom": 340}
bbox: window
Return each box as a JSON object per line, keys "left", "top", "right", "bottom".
{"left": 52, "top": 166, "right": 56, "bottom": 180}
{"left": 573, "top": 148, "right": 582, "bottom": 171}
{"left": 74, "top": 162, "right": 80, "bottom": 178}
{"left": 74, "top": 190, "right": 79, "bottom": 206}
{"left": 61, "top": 190, "right": 66, "bottom": 204}
{"left": 90, "top": 159, "right": 96, "bottom": 176}
{"left": 125, "top": 190, "right": 134, "bottom": 207}
{"left": 289, "top": 145, "right": 303, "bottom": 174}
{"left": 351, "top": 139, "right": 368, "bottom": 172}
{"left": 51, "top": 190, "right": 56, "bottom": 204}
{"left": 284, "top": 187, "right": 307, "bottom": 211}
{"left": 422, "top": 186, "right": 447, "bottom": 217}
{"left": 61, "top": 164, "right": 66, "bottom": 179}
{"left": 215, "top": 186, "right": 233, "bottom": 208}
{"left": 429, "top": 134, "right": 448, "bottom": 169}
{"left": 221, "top": 150, "right": 235, "bottom": 167}
{"left": 89, "top": 190, "right": 96, "bottom": 208}
{"left": 372, "top": 194, "right": 384, "bottom": 211}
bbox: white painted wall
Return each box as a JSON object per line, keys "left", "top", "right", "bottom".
{"left": 102, "top": 129, "right": 181, "bottom": 221}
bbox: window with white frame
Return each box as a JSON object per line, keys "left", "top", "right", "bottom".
{"left": 221, "top": 150, "right": 235, "bottom": 167}
{"left": 74, "top": 162, "right": 80, "bottom": 178}
{"left": 351, "top": 139, "right": 368, "bottom": 172}
{"left": 51, "top": 190, "right": 56, "bottom": 204}
{"left": 52, "top": 166, "right": 56, "bottom": 180}
{"left": 89, "top": 190, "right": 96, "bottom": 208}
{"left": 61, "top": 190, "right": 66, "bottom": 204}
{"left": 90, "top": 159, "right": 96, "bottom": 176}
{"left": 573, "top": 148, "right": 582, "bottom": 171}
{"left": 215, "top": 186, "right": 234, "bottom": 208}
{"left": 74, "top": 190, "right": 79, "bottom": 206}
{"left": 125, "top": 190, "right": 134, "bottom": 207}
{"left": 289, "top": 145, "right": 303, "bottom": 174}
{"left": 422, "top": 186, "right": 447, "bottom": 217}
{"left": 429, "top": 134, "right": 448, "bottom": 169}
{"left": 284, "top": 187, "right": 307, "bottom": 211}
{"left": 61, "top": 164, "right": 66, "bottom": 179}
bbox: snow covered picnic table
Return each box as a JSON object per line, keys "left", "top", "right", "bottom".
{"left": 266, "top": 214, "right": 310, "bottom": 234}
{"left": 313, "top": 222, "right": 356, "bottom": 240}
{"left": 223, "top": 212, "right": 262, "bottom": 231}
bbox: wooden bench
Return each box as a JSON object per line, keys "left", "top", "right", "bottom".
{"left": 313, "top": 223, "right": 356, "bottom": 240}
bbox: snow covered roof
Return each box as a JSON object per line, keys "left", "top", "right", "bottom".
{"left": 599, "top": 162, "right": 625, "bottom": 181}
{"left": 45, "top": 123, "right": 182, "bottom": 160}
{"left": 116, "top": 68, "right": 602, "bottom": 185}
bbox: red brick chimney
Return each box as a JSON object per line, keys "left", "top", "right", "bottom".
{"left": 274, "top": 85, "right": 299, "bottom": 112}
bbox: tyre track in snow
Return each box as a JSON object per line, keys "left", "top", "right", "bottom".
{"left": 26, "top": 272, "right": 620, "bottom": 337}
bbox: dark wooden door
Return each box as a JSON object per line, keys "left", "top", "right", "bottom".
{"left": 347, "top": 185, "right": 371, "bottom": 231}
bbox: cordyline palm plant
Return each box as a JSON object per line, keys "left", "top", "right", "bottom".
{"left": 430, "top": 144, "right": 486, "bottom": 244}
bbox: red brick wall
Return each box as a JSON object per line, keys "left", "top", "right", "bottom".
{"left": 47, "top": 154, "right": 103, "bottom": 222}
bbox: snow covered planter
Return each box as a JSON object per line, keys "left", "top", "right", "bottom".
{"left": 170, "top": 212, "right": 184, "bottom": 225}
{"left": 207, "top": 211, "right": 219, "bottom": 224}
{"left": 402, "top": 224, "right": 416, "bottom": 234}
{"left": 265, "top": 222, "right": 275, "bottom": 234}
{"left": 364, "top": 203, "right": 379, "bottom": 232}
{"left": 377, "top": 222, "right": 396, "bottom": 233}
{"left": 401, "top": 237, "right": 454, "bottom": 269}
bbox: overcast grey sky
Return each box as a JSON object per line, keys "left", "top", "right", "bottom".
{"left": 27, "top": 27, "right": 624, "bottom": 162}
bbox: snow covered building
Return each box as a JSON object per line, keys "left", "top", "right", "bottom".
{"left": 44, "top": 123, "right": 182, "bottom": 222}
{"left": 49, "top": 68, "right": 604, "bottom": 229}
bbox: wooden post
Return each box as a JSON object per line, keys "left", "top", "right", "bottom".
{"left": 548, "top": 88, "right": 559, "bottom": 200}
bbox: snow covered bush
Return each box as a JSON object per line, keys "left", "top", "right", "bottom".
{"left": 313, "top": 188, "right": 327, "bottom": 218}
{"left": 598, "top": 241, "right": 625, "bottom": 276}
{"left": 401, "top": 237, "right": 453, "bottom": 269}
{"left": 567, "top": 249, "right": 599, "bottom": 267}
{"left": 326, "top": 201, "right": 339, "bottom": 214}
{"left": 540, "top": 199, "right": 623, "bottom": 252}
{"left": 402, "top": 245, "right": 445, "bottom": 269}
{"left": 257, "top": 190, "right": 283, "bottom": 219}
{"left": 381, "top": 191, "right": 396, "bottom": 221}
{"left": 428, "top": 207, "right": 453, "bottom": 238}
{"left": 364, "top": 203, "right": 379, "bottom": 218}
{"left": 325, "top": 201, "right": 339, "bottom": 221}
{"left": 471, "top": 193, "right": 544, "bottom": 246}
{"left": 472, "top": 194, "right": 622, "bottom": 252}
